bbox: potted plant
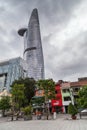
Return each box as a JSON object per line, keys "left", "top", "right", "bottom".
{"left": 22, "top": 105, "right": 32, "bottom": 120}
{"left": 68, "top": 103, "right": 78, "bottom": 119}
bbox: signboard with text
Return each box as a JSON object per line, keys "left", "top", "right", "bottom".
{"left": 51, "top": 99, "right": 62, "bottom": 107}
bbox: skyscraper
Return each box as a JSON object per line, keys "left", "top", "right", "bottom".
{"left": 18, "top": 8, "right": 44, "bottom": 80}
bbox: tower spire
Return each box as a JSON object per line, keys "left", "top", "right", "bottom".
{"left": 29, "top": 8, "right": 39, "bottom": 26}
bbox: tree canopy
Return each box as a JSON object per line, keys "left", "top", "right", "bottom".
{"left": 0, "top": 96, "right": 11, "bottom": 116}
{"left": 11, "top": 78, "right": 36, "bottom": 106}
{"left": 37, "top": 79, "right": 55, "bottom": 101}
{"left": 37, "top": 79, "right": 55, "bottom": 120}
{"left": 11, "top": 84, "right": 25, "bottom": 110}
{"left": 68, "top": 103, "right": 78, "bottom": 116}
{"left": 77, "top": 85, "right": 87, "bottom": 108}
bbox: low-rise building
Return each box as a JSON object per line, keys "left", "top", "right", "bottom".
{"left": 0, "top": 89, "right": 11, "bottom": 100}
{"left": 61, "top": 82, "right": 72, "bottom": 113}
{"left": 32, "top": 82, "right": 63, "bottom": 114}
{"left": 51, "top": 83, "right": 63, "bottom": 113}
{"left": 70, "top": 77, "right": 87, "bottom": 105}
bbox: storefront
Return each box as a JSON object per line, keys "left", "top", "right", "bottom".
{"left": 51, "top": 99, "right": 63, "bottom": 113}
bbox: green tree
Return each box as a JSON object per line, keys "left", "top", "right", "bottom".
{"left": 68, "top": 103, "right": 78, "bottom": 117}
{"left": 22, "top": 105, "right": 32, "bottom": 120}
{"left": 11, "top": 84, "right": 25, "bottom": 120}
{"left": 22, "top": 105, "right": 32, "bottom": 115}
{"left": 11, "top": 84, "right": 25, "bottom": 111}
{"left": 37, "top": 79, "right": 55, "bottom": 120}
{"left": 23, "top": 78, "right": 36, "bottom": 105}
{"left": 37, "top": 79, "right": 55, "bottom": 100}
{"left": 11, "top": 84, "right": 25, "bottom": 110}
{"left": 0, "top": 96, "right": 11, "bottom": 117}
{"left": 77, "top": 85, "right": 87, "bottom": 108}
{"left": 11, "top": 78, "right": 36, "bottom": 106}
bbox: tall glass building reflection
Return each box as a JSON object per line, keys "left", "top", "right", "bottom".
{"left": 0, "top": 57, "right": 27, "bottom": 92}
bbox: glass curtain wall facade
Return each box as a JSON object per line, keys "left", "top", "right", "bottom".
{"left": 0, "top": 57, "right": 27, "bottom": 92}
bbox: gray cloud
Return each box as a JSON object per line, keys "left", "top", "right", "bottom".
{"left": 42, "top": 28, "right": 87, "bottom": 81}
{"left": 50, "top": 31, "right": 87, "bottom": 81}
{"left": 37, "top": 0, "right": 82, "bottom": 23}
{"left": 0, "top": 0, "right": 82, "bottom": 27}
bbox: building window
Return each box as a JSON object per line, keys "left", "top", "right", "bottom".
{"left": 64, "top": 96, "right": 71, "bottom": 101}
{"left": 62, "top": 89, "right": 70, "bottom": 93}
{"left": 73, "top": 87, "right": 80, "bottom": 92}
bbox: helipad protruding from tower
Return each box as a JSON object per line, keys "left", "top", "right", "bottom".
{"left": 18, "top": 28, "right": 27, "bottom": 36}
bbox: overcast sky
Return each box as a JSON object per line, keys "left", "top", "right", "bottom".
{"left": 0, "top": 0, "right": 87, "bottom": 82}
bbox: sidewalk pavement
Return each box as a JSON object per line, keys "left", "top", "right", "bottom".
{"left": 0, "top": 114, "right": 87, "bottom": 130}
